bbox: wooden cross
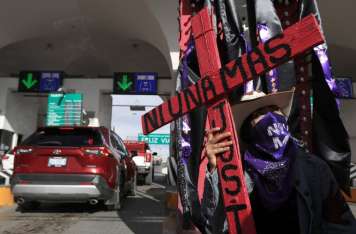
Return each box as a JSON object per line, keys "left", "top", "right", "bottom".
{"left": 141, "top": 8, "right": 324, "bottom": 234}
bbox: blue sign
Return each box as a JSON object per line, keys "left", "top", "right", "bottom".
{"left": 135, "top": 73, "right": 157, "bottom": 94}
{"left": 40, "top": 72, "right": 62, "bottom": 92}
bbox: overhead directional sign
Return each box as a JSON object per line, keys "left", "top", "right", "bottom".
{"left": 114, "top": 73, "right": 135, "bottom": 94}
{"left": 138, "top": 133, "right": 170, "bottom": 145}
{"left": 118, "top": 75, "right": 133, "bottom": 91}
{"left": 47, "top": 93, "right": 83, "bottom": 126}
{"left": 39, "top": 72, "right": 63, "bottom": 92}
{"left": 18, "top": 71, "right": 63, "bottom": 93}
{"left": 18, "top": 71, "right": 40, "bottom": 92}
{"left": 136, "top": 73, "right": 157, "bottom": 94}
{"left": 113, "top": 72, "right": 157, "bottom": 94}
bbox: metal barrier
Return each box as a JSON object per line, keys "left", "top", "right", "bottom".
{"left": 0, "top": 169, "right": 13, "bottom": 186}
{"left": 0, "top": 186, "right": 14, "bottom": 207}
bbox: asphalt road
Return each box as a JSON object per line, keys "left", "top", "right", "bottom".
{"left": 0, "top": 166, "right": 167, "bottom": 234}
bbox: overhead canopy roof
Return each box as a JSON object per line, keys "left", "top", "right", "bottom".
{"left": 0, "top": 0, "right": 175, "bottom": 78}
{"left": 0, "top": 0, "right": 354, "bottom": 79}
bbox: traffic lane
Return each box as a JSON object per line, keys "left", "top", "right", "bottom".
{"left": 0, "top": 204, "right": 86, "bottom": 234}
{"left": 154, "top": 162, "right": 167, "bottom": 175}
{"left": 117, "top": 175, "right": 166, "bottom": 234}
{"left": 0, "top": 175, "right": 167, "bottom": 234}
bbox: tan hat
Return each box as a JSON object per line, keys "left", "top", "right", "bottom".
{"left": 231, "top": 88, "right": 295, "bottom": 130}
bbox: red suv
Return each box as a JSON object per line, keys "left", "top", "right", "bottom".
{"left": 11, "top": 126, "right": 136, "bottom": 210}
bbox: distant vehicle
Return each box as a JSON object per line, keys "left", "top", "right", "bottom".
{"left": 1, "top": 149, "right": 15, "bottom": 171}
{"left": 152, "top": 152, "right": 162, "bottom": 166}
{"left": 11, "top": 126, "right": 136, "bottom": 211}
{"left": 124, "top": 140, "right": 154, "bottom": 185}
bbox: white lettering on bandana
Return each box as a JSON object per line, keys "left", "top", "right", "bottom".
{"left": 267, "top": 123, "right": 290, "bottom": 150}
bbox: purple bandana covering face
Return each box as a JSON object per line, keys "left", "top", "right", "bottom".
{"left": 250, "top": 112, "right": 290, "bottom": 160}
{"left": 244, "top": 112, "right": 296, "bottom": 210}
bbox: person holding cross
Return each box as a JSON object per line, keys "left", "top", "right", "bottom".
{"left": 202, "top": 90, "right": 356, "bottom": 234}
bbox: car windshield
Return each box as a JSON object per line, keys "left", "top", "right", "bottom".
{"left": 21, "top": 128, "right": 103, "bottom": 147}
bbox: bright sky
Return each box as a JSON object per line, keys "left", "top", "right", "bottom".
{"left": 111, "top": 95, "right": 170, "bottom": 159}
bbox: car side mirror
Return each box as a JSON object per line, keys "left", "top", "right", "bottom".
{"left": 152, "top": 152, "right": 158, "bottom": 156}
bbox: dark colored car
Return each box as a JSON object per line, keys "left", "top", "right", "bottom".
{"left": 11, "top": 126, "right": 136, "bottom": 210}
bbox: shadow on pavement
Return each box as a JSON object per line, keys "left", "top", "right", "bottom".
{"left": 15, "top": 202, "right": 105, "bottom": 214}
{"left": 117, "top": 174, "right": 167, "bottom": 234}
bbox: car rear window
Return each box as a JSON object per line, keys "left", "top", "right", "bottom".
{"left": 21, "top": 128, "right": 103, "bottom": 147}
{"left": 125, "top": 143, "right": 146, "bottom": 152}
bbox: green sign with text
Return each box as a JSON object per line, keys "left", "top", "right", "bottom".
{"left": 138, "top": 134, "right": 170, "bottom": 145}
{"left": 47, "top": 93, "right": 83, "bottom": 126}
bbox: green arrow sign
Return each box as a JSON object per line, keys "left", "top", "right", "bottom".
{"left": 138, "top": 134, "right": 170, "bottom": 145}
{"left": 117, "top": 74, "right": 133, "bottom": 91}
{"left": 113, "top": 73, "right": 135, "bottom": 94}
{"left": 18, "top": 71, "right": 40, "bottom": 92}
{"left": 22, "top": 73, "right": 38, "bottom": 89}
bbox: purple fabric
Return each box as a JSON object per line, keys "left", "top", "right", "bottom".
{"left": 245, "top": 80, "right": 254, "bottom": 93}
{"left": 180, "top": 116, "right": 192, "bottom": 164}
{"left": 240, "top": 32, "right": 255, "bottom": 94}
{"left": 179, "top": 42, "right": 194, "bottom": 164}
{"left": 257, "top": 24, "right": 279, "bottom": 93}
{"left": 182, "top": 42, "right": 194, "bottom": 87}
{"left": 176, "top": 42, "right": 194, "bottom": 216}
{"left": 250, "top": 112, "right": 290, "bottom": 160}
{"left": 244, "top": 112, "right": 296, "bottom": 210}
{"left": 314, "top": 45, "right": 340, "bottom": 108}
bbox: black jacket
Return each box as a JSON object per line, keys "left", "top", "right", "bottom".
{"left": 202, "top": 147, "right": 356, "bottom": 234}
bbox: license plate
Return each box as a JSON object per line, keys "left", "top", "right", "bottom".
{"left": 48, "top": 157, "right": 67, "bottom": 167}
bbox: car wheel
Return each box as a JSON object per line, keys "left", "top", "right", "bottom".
{"left": 106, "top": 188, "right": 121, "bottom": 211}
{"left": 129, "top": 172, "right": 137, "bottom": 196}
{"left": 145, "top": 166, "right": 153, "bottom": 185}
{"left": 107, "top": 167, "right": 122, "bottom": 211}
{"left": 114, "top": 187, "right": 121, "bottom": 210}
